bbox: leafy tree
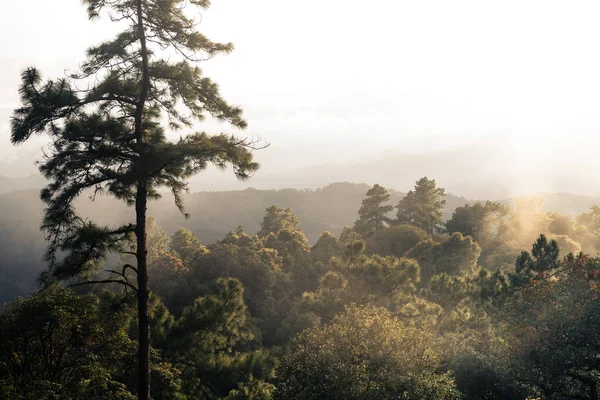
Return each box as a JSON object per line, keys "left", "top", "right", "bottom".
{"left": 501, "top": 254, "right": 600, "bottom": 399}
{"left": 10, "top": 1, "right": 259, "bottom": 397}
{"left": 437, "top": 299, "right": 523, "bottom": 400}
{"left": 406, "top": 233, "right": 481, "bottom": 283}
{"left": 365, "top": 224, "right": 428, "bottom": 257}
{"left": 300, "top": 246, "right": 421, "bottom": 322}
{"left": 479, "top": 240, "right": 522, "bottom": 271}
{"left": 274, "top": 305, "right": 459, "bottom": 400}
{"left": 263, "top": 228, "right": 310, "bottom": 267}
{"left": 444, "top": 202, "right": 513, "bottom": 273}
{"left": 0, "top": 286, "right": 136, "bottom": 399}
{"left": 396, "top": 177, "right": 446, "bottom": 233}
{"left": 353, "top": 184, "right": 393, "bottom": 236}
{"left": 423, "top": 273, "right": 476, "bottom": 310}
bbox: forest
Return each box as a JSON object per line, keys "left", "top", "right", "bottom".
{"left": 4, "top": 176, "right": 600, "bottom": 399}
{"left": 3, "top": 0, "right": 600, "bottom": 399}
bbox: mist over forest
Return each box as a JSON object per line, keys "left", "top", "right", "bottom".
{"left": 4, "top": 141, "right": 600, "bottom": 200}
{"left": 4, "top": 0, "right": 600, "bottom": 399}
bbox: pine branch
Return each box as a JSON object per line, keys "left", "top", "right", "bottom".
{"left": 71, "top": 279, "right": 137, "bottom": 292}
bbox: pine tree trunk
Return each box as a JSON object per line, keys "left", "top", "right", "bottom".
{"left": 135, "top": 0, "right": 151, "bottom": 398}
{"left": 135, "top": 189, "right": 150, "bottom": 400}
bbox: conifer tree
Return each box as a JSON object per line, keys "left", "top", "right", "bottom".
{"left": 257, "top": 205, "right": 301, "bottom": 238}
{"left": 396, "top": 177, "right": 446, "bottom": 233}
{"left": 353, "top": 184, "right": 393, "bottom": 236}
{"left": 515, "top": 234, "right": 560, "bottom": 277}
{"left": 10, "top": 1, "right": 259, "bottom": 398}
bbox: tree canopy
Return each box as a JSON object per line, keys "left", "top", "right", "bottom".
{"left": 5, "top": 190, "right": 600, "bottom": 398}
{"left": 396, "top": 177, "right": 446, "bottom": 233}
{"left": 353, "top": 184, "right": 394, "bottom": 236}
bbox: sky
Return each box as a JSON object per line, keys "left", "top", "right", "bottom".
{"left": 1, "top": 0, "right": 600, "bottom": 194}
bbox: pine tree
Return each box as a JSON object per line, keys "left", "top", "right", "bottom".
{"left": 257, "top": 205, "right": 301, "bottom": 238}
{"left": 10, "top": 1, "right": 259, "bottom": 398}
{"left": 396, "top": 177, "right": 446, "bottom": 233}
{"left": 515, "top": 234, "right": 560, "bottom": 276}
{"left": 353, "top": 184, "right": 393, "bottom": 236}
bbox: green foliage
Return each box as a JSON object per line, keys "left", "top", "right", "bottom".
{"left": 353, "top": 184, "right": 394, "bottom": 236}
{"left": 423, "top": 273, "right": 477, "bottom": 310}
{"left": 338, "top": 225, "right": 363, "bottom": 247}
{"left": 8, "top": 186, "right": 600, "bottom": 399}
{"left": 170, "top": 228, "right": 207, "bottom": 265}
{"left": 298, "top": 249, "right": 421, "bottom": 323}
{"left": 193, "top": 241, "right": 284, "bottom": 340}
{"left": 167, "top": 278, "right": 272, "bottom": 399}
{"left": 10, "top": 0, "right": 260, "bottom": 332}
{"left": 500, "top": 254, "right": 600, "bottom": 399}
{"left": 446, "top": 201, "right": 509, "bottom": 243}
{"left": 407, "top": 232, "right": 481, "bottom": 283}
{"left": 396, "top": 177, "right": 446, "bottom": 233}
{"left": 515, "top": 233, "right": 560, "bottom": 276}
{"left": 7, "top": 3, "right": 600, "bottom": 400}
{"left": 11, "top": 2, "right": 262, "bottom": 396}
{"left": 365, "top": 224, "right": 428, "bottom": 257}
{"left": 310, "top": 231, "right": 340, "bottom": 264}
{"left": 0, "top": 286, "right": 136, "bottom": 399}
{"left": 257, "top": 206, "right": 315, "bottom": 294}
{"left": 438, "top": 302, "right": 523, "bottom": 400}
{"left": 258, "top": 205, "right": 301, "bottom": 238}
{"left": 274, "top": 305, "right": 459, "bottom": 400}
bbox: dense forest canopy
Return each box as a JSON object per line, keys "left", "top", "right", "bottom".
{"left": 3, "top": 181, "right": 600, "bottom": 305}
{"left": 4, "top": 177, "right": 600, "bottom": 399}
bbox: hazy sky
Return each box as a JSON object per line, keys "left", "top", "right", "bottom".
{"left": 1, "top": 0, "right": 600, "bottom": 193}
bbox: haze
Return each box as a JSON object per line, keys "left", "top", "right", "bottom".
{"left": 2, "top": 0, "right": 600, "bottom": 198}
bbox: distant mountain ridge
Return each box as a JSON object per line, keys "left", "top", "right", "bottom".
{"left": 181, "top": 145, "right": 600, "bottom": 200}
{"left": 3, "top": 143, "right": 600, "bottom": 200}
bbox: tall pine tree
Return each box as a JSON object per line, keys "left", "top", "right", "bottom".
{"left": 354, "top": 184, "right": 393, "bottom": 236}
{"left": 10, "top": 1, "right": 259, "bottom": 398}
{"left": 396, "top": 177, "right": 446, "bottom": 233}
